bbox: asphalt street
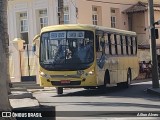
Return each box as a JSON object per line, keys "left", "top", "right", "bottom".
{"left": 31, "top": 80, "right": 160, "bottom": 120}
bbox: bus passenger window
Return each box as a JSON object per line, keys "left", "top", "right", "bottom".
{"left": 120, "top": 35, "right": 123, "bottom": 55}
{"left": 111, "top": 34, "right": 116, "bottom": 55}
{"left": 105, "top": 34, "right": 110, "bottom": 55}
{"left": 127, "top": 36, "right": 131, "bottom": 55}
{"left": 122, "top": 36, "right": 126, "bottom": 55}
{"left": 114, "top": 34, "right": 118, "bottom": 55}
{"left": 130, "top": 37, "right": 134, "bottom": 55}
{"left": 100, "top": 34, "right": 105, "bottom": 55}
{"left": 125, "top": 36, "right": 129, "bottom": 55}
{"left": 117, "top": 35, "right": 121, "bottom": 55}
{"left": 132, "top": 37, "right": 137, "bottom": 55}
{"left": 108, "top": 34, "right": 112, "bottom": 55}
{"left": 96, "top": 35, "right": 100, "bottom": 52}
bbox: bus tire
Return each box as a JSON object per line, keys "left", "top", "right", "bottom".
{"left": 98, "top": 70, "right": 110, "bottom": 89}
{"left": 126, "top": 68, "right": 132, "bottom": 88}
{"left": 117, "top": 69, "right": 131, "bottom": 88}
{"left": 123, "top": 69, "right": 132, "bottom": 88}
{"left": 56, "top": 87, "right": 63, "bottom": 95}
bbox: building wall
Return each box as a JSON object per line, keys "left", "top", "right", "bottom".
{"left": 76, "top": 0, "right": 137, "bottom": 30}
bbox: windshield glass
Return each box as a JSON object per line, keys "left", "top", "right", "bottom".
{"left": 40, "top": 30, "right": 94, "bottom": 70}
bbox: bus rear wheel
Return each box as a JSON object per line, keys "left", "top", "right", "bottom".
{"left": 125, "top": 69, "right": 132, "bottom": 88}
{"left": 117, "top": 69, "right": 131, "bottom": 88}
{"left": 56, "top": 87, "right": 63, "bottom": 95}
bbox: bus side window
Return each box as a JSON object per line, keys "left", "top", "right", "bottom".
{"left": 122, "top": 36, "right": 127, "bottom": 55}
{"left": 111, "top": 34, "right": 115, "bottom": 55}
{"left": 105, "top": 34, "right": 109, "bottom": 55}
{"left": 108, "top": 34, "right": 112, "bottom": 55}
{"left": 100, "top": 34, "right": 105, "bottom": 55}
{"left": 132, "top": 37, "right": 137, "bottom": 55}
{"left": 120, "top": 35, "right": 123, "bottom": 55}
{"left": 117, "top": 35, "right": 121, "bottom": 55}
{"left": 96, "top": 35, "right": 100, "bottom": 52}
{"left": 125, "top": 36, "right": 129, "bottom": 55}
{"left": 130, "top": 36, "right": 134, "bottom": 55}
{"left": 114, "top": 34, "right": 118, "bottom": 55}
{"left": 127, "top": 36, "right": 131, "bottom": 55}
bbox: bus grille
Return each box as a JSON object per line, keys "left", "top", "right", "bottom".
{"left": 51, "top": 81, "right": 81, "bottom": 86}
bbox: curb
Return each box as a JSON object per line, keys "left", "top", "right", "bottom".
{"left": 9, "top": 91, "right": 34, "bottom": 99}
{"left": 9, "top": 87, "right": 41, "bottom": 109}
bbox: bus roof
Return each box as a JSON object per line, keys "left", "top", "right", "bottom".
{"left": 41, "top": 24, "right": 136, "bottom": 36}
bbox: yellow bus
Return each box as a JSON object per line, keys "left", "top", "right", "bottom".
{"left": 33, "top": 24, "right": 139, "bottom": 94}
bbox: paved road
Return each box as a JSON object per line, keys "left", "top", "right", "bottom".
{"left": 31, "top": 80, "right": 160, "bottom": 120}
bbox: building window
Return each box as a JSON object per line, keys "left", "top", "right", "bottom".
{"left": 20, "top": 13, "right": 28, "bottom": 33}
{"left": 92, "top": 14, "right": 98, "bottom": 25}
{"left": 20, "top": 12, "right": 28, "bottom": 44}
{"left": 111, "top": 16, "right": 116, "bottom": 28}
{"left": 39, "top": 9, "right": 48, "bottom": 28}
{"left": 64, "top": 6, "right": 69, "bottom": 24}
{"left": 111, "top": 9, "right": 116, "bottom": 13}
{"left": 92, "top": 6, "right": 98, "bottom": 25}
{"left": 111, "top": 8, "right": 118, "bottom": 28}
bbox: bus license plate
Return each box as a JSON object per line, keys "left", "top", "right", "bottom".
{"left": 61, "top": 80, "right": 70, "bottom": 84}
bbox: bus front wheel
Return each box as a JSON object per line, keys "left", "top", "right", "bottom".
{"left": 98, "top": 70, "right": 110, "bottom": 89}
{"left": 56, "top": 87, "right": 63, "bottom": 95}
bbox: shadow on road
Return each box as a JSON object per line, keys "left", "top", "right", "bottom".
{"left": 52, "top": 82, "right": 160, "bottom": 101}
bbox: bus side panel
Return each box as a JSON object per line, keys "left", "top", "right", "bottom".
{"left": 117, "top": 57, "right": 124, "bottom": 83}
{"left": 128, "top": 57, "right": 139, "bottom": 80}
{"left": 109, "top": 58, "right": 118, "bottom": 84}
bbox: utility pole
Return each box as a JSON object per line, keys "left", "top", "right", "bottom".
{"left": 58, "top": 0, "right": 64, "bottom": 24}
{"left": 148, "top": 0, "right": 159, "bottom": 88}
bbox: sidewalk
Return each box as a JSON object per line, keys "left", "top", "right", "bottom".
{"left": 9, "top": 87, "right": 40, "bottom": 108}
{"left": 133, "top": 78, "right": 160, "bottom": 96}
{"left": 9, "top": 82, "right": 55, "bottom": 120}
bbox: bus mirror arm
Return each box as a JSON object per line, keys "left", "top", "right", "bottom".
{"left": 32, "top": 44, "right": 39, "bottom": 57}
{"left": 32, "top": 44, "right": 36, "bottom": 52}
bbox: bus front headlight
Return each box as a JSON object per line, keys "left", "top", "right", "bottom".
{"left": 40, "top": 72, "right": 50, "bottom": 78}
{"left": 88, "top": 70, "right": 94, "bottom": 75}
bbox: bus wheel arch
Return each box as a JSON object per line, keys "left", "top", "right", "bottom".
{"left": 104, "top": 69, "right": 110, "bottom": 86}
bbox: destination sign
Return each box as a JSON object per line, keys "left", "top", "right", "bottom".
{"left": 50, "top": 31, "right": 85, "bottom": 39}
{"left": 50, "top": 32, "right": 66, "bottom": 39}
{"left": 67, "top": 31, "right": 84, "bottom": 38}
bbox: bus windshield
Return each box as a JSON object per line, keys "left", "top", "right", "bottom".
{"left": 40, "top": 30, "right": 94, "bottom": 70}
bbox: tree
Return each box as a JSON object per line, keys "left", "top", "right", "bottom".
{"left": 0, "top": 0, "right": 15, "bottom": 119}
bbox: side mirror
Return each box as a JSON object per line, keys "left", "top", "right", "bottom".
{"left": 32, "top": 44, "right": 36, "bottom": 52}
{"left": 33, "top": 34, "right": 40, "bottom": 47}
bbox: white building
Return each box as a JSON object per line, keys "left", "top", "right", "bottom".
{"left": 8, "top": 0, "right": 77, "bottom": 82}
